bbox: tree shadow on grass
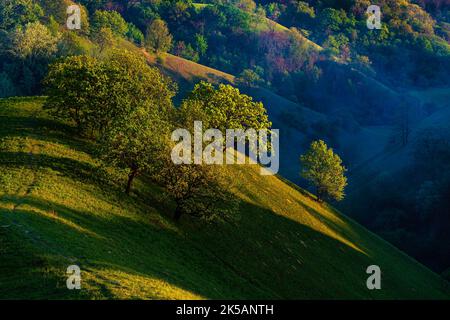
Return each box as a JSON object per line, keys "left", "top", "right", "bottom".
{"left": 293, "top": 199, "right": 371, "bottom": 256}
{"left": 0, "top": 191, "right": 394, "bottom": 300}
{"left": 0, "top": 213, "right": 95, "bottom": 300}
{"left": 185, "top": 201, "right": 382, "bottom": 299}
{"left": 0, "top": 130, "right": 447, "bottom": 298}
{"left": 0, "top": 151, "right": 108, "bottom": 188}
{"left": 0, "top": 115, "right": 94, "bottom": 155}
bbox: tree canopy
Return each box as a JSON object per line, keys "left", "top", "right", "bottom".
{"left": 145, "top": 18, "right": 173, "bottom": 53}
{"left": 44, "top": 50, "right": 176, "bottom": 135}
{"left": 184, "top": 81, "right": 271, "bottom": 132}
{"left": 99, "top": 106, "right": 172, "bottom": 194}
{"left": 300, "top": 140, "right": 347, "bottom": 201}
{"left": 0, "top": 0, "right": 43, "bottom": 30}
{"left": 91, "top": 10, "right": 128, "bottom": 36}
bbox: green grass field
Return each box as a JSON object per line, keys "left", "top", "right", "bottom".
{"left": 0, "top": 97, "right": 449, "bottom": 299}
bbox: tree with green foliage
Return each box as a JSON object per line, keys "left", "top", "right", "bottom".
{"left": 126, "top": 22, "right": 144, "bottom": 46}
{"left": 155, "top": 157, "right": 239, "bottom": 221}
{"left": 317, "top": 8, "right": 350, "bottom": 37}
{"left": 323, "top": 33, "right": 350, "bottom": 58}
{"left": 0, "top": 0, "right": 43, "bottom": 30}
{"left": 44, "top": 50, "right": 176, "bottom": 135}
{"left": 99, "top": 106, "right": 172, "bottom": 195}
{"left": 93, "top": 27, "right": 116, "bottom": 53}
{"left": 295, "top": 1, "right": 315, "bottom": 19}
{"left": 103, "top": 49, "right": 176, "bottom": 122}
{"left": 150, "top": 96, "right": 241, "bottom": 222}
{"left": 91, "top": 10, "right": 128, "bottom": 36}
{"left": 154, "top": 109, "right": 239, "bottom": 222}
{"left": 300, "top": 140, "right": 347, "bottom": 201}
{"left": 145, "top": 18, "right": 173, "bottom": 53}
{"left": 8, "top": 21, "right": 59, "bottom": 95}
{"left": 43, "top": 55, "right": 109, "bottom": 132}
{"left": 12, "top": 22, "right": 59, "bottom": 61}
{"left": 194, "top": 33, "right": 208, "bottom": 57}
{"left": 236, "top": 69, "right": 263, "bottom": 87}
{"left": 185, "top": 81, "right": 271, "bottom": 132}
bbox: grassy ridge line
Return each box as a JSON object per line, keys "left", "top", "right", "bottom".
{"left": 142, "top": 50, "right": 235, "bottom": 84}
{"left": 140, "top": 46, "right": 326, "bottom": 123}
{"left": 0, "top": 97, "right": 449, "bottom": 299}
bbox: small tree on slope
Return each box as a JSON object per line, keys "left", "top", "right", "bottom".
{"left": 300, "top": 140, "right": 347, "bottom": 202}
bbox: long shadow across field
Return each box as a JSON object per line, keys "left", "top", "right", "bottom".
{"left": 0, "top": 115, "right": 94, "bottom": 155}
{"left": 0, "top": 151, "right": 108, "bottom": 188}
{"left": 1, "top": 104, "right": 447, "bottom": 299}
{"left": 0, "top": 190, "right": 381, "bottom": 299}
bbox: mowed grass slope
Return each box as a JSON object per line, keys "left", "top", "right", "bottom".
{"left": 0, "top": 97, "right": 449, "bottom": 299}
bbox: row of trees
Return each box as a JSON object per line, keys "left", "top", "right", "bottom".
{"left": 1, "top": 1, "right": 348, "bottom": 213}
{"left": 43, "top": 50, "right": 271, "bottom": 221}
{"left": 44, "top": 49, "right": 347, "bottom": 220}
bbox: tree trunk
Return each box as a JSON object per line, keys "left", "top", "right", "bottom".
{"left": 125, "top": 169, "right": 138, "bottom": 195}
{"left": 173, "top": 206, "right": 183, "bottom": 221}
{"left": 316, "top": 187, "right": 324, "bottom": 202}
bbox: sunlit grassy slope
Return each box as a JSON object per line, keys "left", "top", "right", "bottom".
{"left": 143, "top": 50, "right": 235, "bottom": 84}
{"left": 0, "top": 97, "right": 449, "bottom": 299}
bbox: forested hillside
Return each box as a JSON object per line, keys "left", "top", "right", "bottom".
{"left": 0, "top": 0, "right": 449, "bottom": 293}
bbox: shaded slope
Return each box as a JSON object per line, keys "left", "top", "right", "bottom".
{"left": 139, "top": 40, "right": 409, "bottom": 186}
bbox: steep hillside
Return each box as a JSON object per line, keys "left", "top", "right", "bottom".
{"left": 141, "top": 47, "right": 406, "bottom": 185}
{"left": 344, "top": 90, "right": 450, "bottom": 195}
{"left": 142, "top": 50, "right": 235, "bottom": 99}
{"left": 0, "top": 97, "right": 449, "bottom": 299}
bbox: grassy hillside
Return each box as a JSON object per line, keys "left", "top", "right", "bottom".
{"left": 138, "top": 37, "right": 408, "bottom": 184}
{"left": 143, "top": 51, "right": 235, "bottom": 86}
{"left": 0, "top": 97, "right": 449, "bottom": 299}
